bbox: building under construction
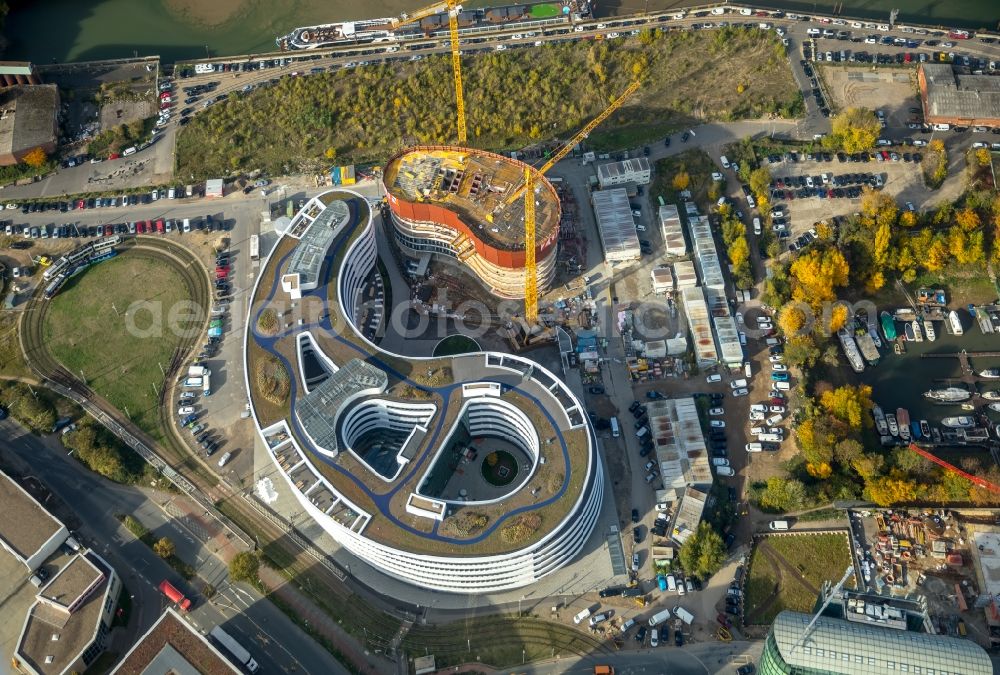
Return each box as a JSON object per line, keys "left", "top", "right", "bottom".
{"left": 383, "top": 146, "right": 561, "bottom": 299}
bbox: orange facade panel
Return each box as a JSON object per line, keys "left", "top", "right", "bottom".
{"left": 387, "top": 193, "right": 556, "bottom": 270}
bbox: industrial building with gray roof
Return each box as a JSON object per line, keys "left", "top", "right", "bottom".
{"left": 919, "top": 64, "right": 1000, "bottom": 127}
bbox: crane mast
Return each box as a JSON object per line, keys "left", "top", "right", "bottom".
{"left": 391, "top": 2, "right": 467, "bottom": 142}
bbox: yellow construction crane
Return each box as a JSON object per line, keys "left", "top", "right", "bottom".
{"left": 498, "top": 80, "right": 641, "bottom": 324}
{"left": 390, "top": 1, "right": 467, "bottom": 143}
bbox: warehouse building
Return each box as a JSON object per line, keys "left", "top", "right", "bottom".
{"left": 650, "top": 266, "right": 673, "bottom": 294}
{"left": 596, "top": 157, "right": 651, "bottom": 188}
{"left": 0, "top": 84, "right": 58, "bottom": 166}
{"left": 592, "top": 188, "right": 641, "bottom": 262}
{"left": 681, "top": 286, "right": 718, "bottom": 365}
{"left": 918, "top": 64, "right": 1000, "bottom": 128}
{"left": 761, "top": 610, "right": 991, "bottom": 675}
{"left": 659, "top": 204, "right": 686, "bottom": 256}
{"left": 673, "top": 260, "right": 698, "bottom": 289}
{"left": 646, "top": 397, "right": 712, "bottom": 491}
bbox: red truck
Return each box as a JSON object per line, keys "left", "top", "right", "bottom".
{"left": 158, "top": 579, "right": 192, "bottom": 611}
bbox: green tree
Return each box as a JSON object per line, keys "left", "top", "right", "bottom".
{"left": 153, "top": 537, "right": 175, "bottom": 559}
{"left": 827, "top": 107, "right": 881, "bottom": 153}
{"left": 229, "top": 551, "right": 260, "bottom": 584}
{"left": 678, "top": 522, "right": 727, "bottom": 580}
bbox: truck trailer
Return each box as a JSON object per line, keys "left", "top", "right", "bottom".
{"left": 209, "top": 626, "right": 260, "bottom": 672}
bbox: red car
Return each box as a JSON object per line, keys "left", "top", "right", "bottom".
{"left": 76, "top": 199, "right": 85, "bottom": 209}
{"left": 159, "top": 91, "right": 172, "bottom": 99}
{"left": 215, "top": 268, "right": 229, "bottom": 279}
{"left": 155, "top": 219, "right": 165, "bottom": 233}
{"left": 104, "top": 224, "right": 114, "bottom": 236}
{"left": 137, "top": 220, "right": 147, "bottom": 233}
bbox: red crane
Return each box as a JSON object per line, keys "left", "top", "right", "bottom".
{"left": 908, "top": 443, "right": 1000, "bottom": 494}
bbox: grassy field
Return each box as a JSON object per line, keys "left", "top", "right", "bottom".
{"left": 649, "top": 149, "right": 718, "bottom": 210}
{"left": 0, "top": 310, "right": 31, "bottom": 380}
{"left": 177, "top": 26, "right": 800, "bottom": 178}
{"left": 745, "top": 533, "right": 854, "bottom": 625}
{"left": 42, "top": 255, "right": 196, "bottom": 440}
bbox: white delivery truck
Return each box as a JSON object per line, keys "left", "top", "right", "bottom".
{"left": 573, "top": 607, "right": 593, "bottom": 624}
{"left": 672, "top": 606, "right": 694, "bottom": 625}
{"left": 648, "top": 608, "right": 672, "bottom": 627}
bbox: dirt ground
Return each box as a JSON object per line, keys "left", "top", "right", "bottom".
{"left": 99, "top": 97, "right": 156, "bottom": 133}
{"left": 819, "top": 65, "right": 920, "bottom": 123}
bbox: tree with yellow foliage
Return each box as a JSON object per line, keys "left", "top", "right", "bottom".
{"left": 865, "top": 471, "right": 920, "bottom": 506}
{"left": 827, "top": 107, "right": 881, "bottom": 153}
{"left": 955, "top": 207, "right": 981, "bottom": 232}
{"left": 672, "top": 171, "right": 690, "bottom": 191}
{"left": 827, "top": 304, "right": 849, "bottom": 333}
{"left": 873, "top": 221, "right": 892, "bottom": 266}
{"left": 924, "top": 236, "right": 950, "bottom": 271}
{"left": 728, "top": 236, "right": 750, "bottom": 268}
{"left": 860, "top": 187, "right": 898, "bottom": 232}
{"left": 789, "top": 247, "right": 850, "bottom": 309}
{"left": 22, "top": 146, "right": 47, "bottom": 169}
{"left": 898, "top": 211, "right": 917, "bottom": 227}
{"left": 974, "top": 147, "right": 992, "bottom": 167}
{"left": 777, "top": 305, "right": 808, "bottom": 336}
{"left": 819, "top": 383, "right": 873, "bottom": 429}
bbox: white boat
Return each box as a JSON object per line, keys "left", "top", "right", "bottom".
{"left": 949, "top": 310, "right": 964, "bottom": 335}
{"left": 886, "top": 413, "right": 899, "bottom": 436}
{"left": 983, "top": 390, "right": 1000, "bottom": 400}
{"left": 979, "top": 368, "right": 1000, "bottom": 379}
{"left": 923, "top": 320, "right": 936, "bottom": 341}
{"left": 924, "top": 387, "right": 972, "bottom": 402}
{"left": 276, "top": 18, "right": 396, "bottom": 50}
{"left": 911, "top": 320, "right": 923, "bottom": 342}
{"left": 989, "top": 403, "right": 1000, "bottom": 413}
{"left": 941, "top": 416, "right": 975, "bottom": 429}
{"left": 837, "top": 329, "right": 865, "bottom": 373}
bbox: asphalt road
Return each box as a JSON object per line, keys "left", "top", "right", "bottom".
{"left": 0, "top": 417, "right": 351, "bottom": 675}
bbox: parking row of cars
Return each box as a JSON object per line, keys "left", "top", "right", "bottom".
{"left": 4, "top": 213, "right": 226, "bottom": 242}
{"left": 8, "top": 187, "right": 201, "bottom": 215}
{"left": 769, "top": 170, "right": 895, "bottom": 202}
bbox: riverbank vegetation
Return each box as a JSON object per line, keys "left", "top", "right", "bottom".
{"left": 177, "top": 27, "right": 801, "bottom": 178}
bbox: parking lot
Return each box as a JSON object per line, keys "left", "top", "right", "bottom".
{"left": 761, "top": 150, "right": 933, "bottom": 241}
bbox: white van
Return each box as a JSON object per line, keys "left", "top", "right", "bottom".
{"left": 759, "top": 433, "right": 783, "bottom": 442}
{"left": 766, "top": 414, "right": 783, "bottom": 426}
{"left": 774, "top": 381, "right": 791, "bottom": 391}
{"left": 745, "top": 442, "right": 763, "bottom": 452}
{"left": 730, "top": 378, "right": 748, "bottom": 389}
{"left": 122, "top": 146, "right": 137, "bottom": 156}
{"left": 620, "top": 618, "right": 636, "bottom": 633}
{"left": 182, "top": 218, "right": 191, "bottom": 233}
{"left": 769, "top": 520, "right": 790, "bottom": 531}
{"left": 168, "top": 187, "right": 176, "bottom": 199}
{"left": 648, "top": 608, "right": 672, "bottom": 626}
{"left": 673, "top": 606, "right": 695, "bottom": 625}
{"left": 218, "top": 451, "right": 232, "bottom": 467}
{"left": 610, "top": 416, "right": 620, "bottom": 438}
{"left": 765, "top": 338, "right": 781, "bottom": 347}
{"left": 573, "top": 608, "right": 593, "bottom": 624}
{"left": 744, "top": 362, "right": 752, "bottom": 378}
{"left": 807, "top": 28, "right": 821, "bottom": 36}
{"left": 720, "top": 155, "right": 731, "bottom": 169}
{"left": 666, "top": 574, "right": 677, "bottom": 591}
{"left": 933, "top": 123, "right": 951, "bottom": 131}
{"left": 753, "top": 217, "right": 762, "bottom": 235}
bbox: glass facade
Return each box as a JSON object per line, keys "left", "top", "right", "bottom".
{"left": 760, "top": 611, "right": 993, "bottom": 675}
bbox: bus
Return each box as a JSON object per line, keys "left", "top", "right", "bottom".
{"left": 249, "top": 233, "right": 259, "bottom": 261}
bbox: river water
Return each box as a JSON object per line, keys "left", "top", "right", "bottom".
{"left": 856, "top": 311, "right": 1000, "bottom": 432}
{"left": 5, "top": 0, "right": 998, "bottom": 64}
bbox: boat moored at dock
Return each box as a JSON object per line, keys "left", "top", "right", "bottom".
{"left": 948, "top": 310, "right": 964, "bottom": 335}
{"left": 880, "top": 311, "right": 897, "bottom": 341}
{"left": 897, "top": 408, "right": 911, "bottom": 442}
{"left": 872, "top": 405, "right": 888, "bottom": 435}
{"left": 837, "top": 329, "right": 865, "bottom": 373}
{"left": 941, "top": 415, "right": 975, "bottom": 428}
{"left": 979, "top": 368, "right": 1000, "bottom": 379}
{"left": 910, "top": 320, "right": 923, "bottom": 342}
{"left": 924, "top": 387, "right": 972, "bottom": 403}
{"left": 923, "top": 319, "right": 936, "bottom": 341}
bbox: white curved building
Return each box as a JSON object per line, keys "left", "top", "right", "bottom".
{"left": 245, "top": 189, "right": 602, "bottom": 594}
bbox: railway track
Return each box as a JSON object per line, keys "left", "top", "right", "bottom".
{"left": 402, "top": 616, "right": 615, "bottom": 667}
{"left": 20, "top": 236, "right": 213, "bottom": 480}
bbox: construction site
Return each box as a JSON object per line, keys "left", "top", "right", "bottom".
{"left": 383, "top": 145, "right": 562, "bottom": 299}
{"left": 850, "top": 507, "right": 1000, "bottom": 651}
